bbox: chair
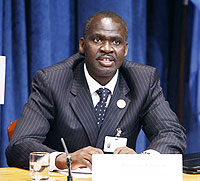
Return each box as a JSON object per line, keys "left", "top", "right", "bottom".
{"left": 8, "top": 120, "right": 18, "bottom": 141}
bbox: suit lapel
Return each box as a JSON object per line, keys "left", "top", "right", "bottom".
{"left": 96, "top": 72, "right": 130, "bottom": 148}
{"left": 69, "top": 62, "right": 98, "bottom": 147}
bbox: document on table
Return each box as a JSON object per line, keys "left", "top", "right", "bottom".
{"left": 55, "top": 167, "right": 92, "bottom": 178}
{"left": 0, "top": 56, "right": 6, "bottom": 104}
{"left": 92, "top": 154, "right": 182, "bottom": 181}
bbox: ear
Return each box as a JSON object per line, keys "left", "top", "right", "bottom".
{"left": 124, "top": 42, "right": 128, "bottom": 57}
{"left": 79, "top": 37, "right": 85, "bottom": 54}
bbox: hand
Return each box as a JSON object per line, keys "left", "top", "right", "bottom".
{"left": 55, "top": 146, "right": 103, "bottom": 170}
{"left": 113, "top": 146, "right": 137, "bottom": 154}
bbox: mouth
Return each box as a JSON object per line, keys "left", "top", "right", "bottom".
{"left": 97, "top": 56, "right": 114, "bottom": 67}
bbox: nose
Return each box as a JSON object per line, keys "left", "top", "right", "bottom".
{"left": 100, "top": 41, "right": 114, "bottom": 53}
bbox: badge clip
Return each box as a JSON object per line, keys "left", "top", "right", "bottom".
{"left": 116, "top": 128, "right": 122, "bottom": 137}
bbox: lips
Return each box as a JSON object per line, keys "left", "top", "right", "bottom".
{"left": 97, "top": 56, "right": 114, "bottom": 67}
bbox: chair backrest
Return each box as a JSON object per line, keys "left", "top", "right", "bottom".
{"left": 8, "top": 120, "right": 18, "bottom": 141}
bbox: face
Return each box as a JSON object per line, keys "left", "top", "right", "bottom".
{"left": 79, "top": 16, "right": 128, "bottom": 85}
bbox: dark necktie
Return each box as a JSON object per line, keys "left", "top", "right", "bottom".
{"left": 95, "top": 88, "right": 111, "bottom": 131}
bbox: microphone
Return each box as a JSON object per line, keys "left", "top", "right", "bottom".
{"left": 61, "top": 138, "right": 73, "bottom": 181}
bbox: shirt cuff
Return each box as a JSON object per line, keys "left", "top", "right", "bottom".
{"left": 142, "top": 149, "right": 160, "bottom": 154}
{"left": 49, "top": 152, "right": 64, "bottom": 171}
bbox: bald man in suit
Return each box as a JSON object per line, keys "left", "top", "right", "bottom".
{"left": 6, "top": 10, "right": 186, "bottom": 170}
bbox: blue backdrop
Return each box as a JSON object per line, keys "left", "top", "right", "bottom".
{"left": 0, "top": 0, "right": 200, "bottom": 167}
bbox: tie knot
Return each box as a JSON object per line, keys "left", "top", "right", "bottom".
{"left": 96, "top": 88, "right": 111, "bottom": 101}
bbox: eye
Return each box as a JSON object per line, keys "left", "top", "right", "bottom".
{"left": 113, "top": 40, "right": 120, "bottom": 45}
{"left": 93, "top": 37, "right": 102, "bottom": 43}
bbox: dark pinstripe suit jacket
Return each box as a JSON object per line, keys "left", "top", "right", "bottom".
{"left": 6, "top": 53, "right": 186, "bottom": 168}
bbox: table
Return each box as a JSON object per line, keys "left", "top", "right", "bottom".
{"left": 0, "top": 167, "right": 199, "bottom": 181}
{"left": 0, "top": 167, "right": 91, "bottom": 181}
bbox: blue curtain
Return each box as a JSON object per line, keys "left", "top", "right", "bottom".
{"left": 189, "top": 0, "right": 200, "bottom": 124}
{"left": 183, "top": 0, "right": 200, "bottom": 153}
{"left": 0, "top": 0, "right": 199, "bottom": 167}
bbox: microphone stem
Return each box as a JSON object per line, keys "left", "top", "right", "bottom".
{"left": 67, "top": 155, "right": 73, "bottom": 181}
{"left": 61, "top": 138, "right": 73, "bottom": 181}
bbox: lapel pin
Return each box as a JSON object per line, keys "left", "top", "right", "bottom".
{"left": 116, "top": 128, "right": 122, "bottom": 137}
{"left": 117, "top": 99, "right": 126, "bottom": 109}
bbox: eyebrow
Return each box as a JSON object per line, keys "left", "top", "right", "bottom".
{"left": 90, "top": 33, "right": 123, "bottom": 40}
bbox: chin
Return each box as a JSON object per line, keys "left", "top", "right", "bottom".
{"left": 99, "top": 70, "right": 116, "bottom": 78}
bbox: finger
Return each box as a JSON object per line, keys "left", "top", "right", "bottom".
{"left": 113, "top": 147, "right": 124, "bottom": 154}
{"left": 82, "top": 158, "right": 92, "bottom": 170}
{"left": 121, "top": 147, "right": 137, "bottom": 154}
{"left": 85, "top": 146, "right": 104, "bottom": 154}
{"left": 114, "top": 147, "right": 137, "bottom": 154}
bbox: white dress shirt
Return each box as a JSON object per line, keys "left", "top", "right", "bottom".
{"left": 84, "top": 63, "right": 118, "bottom": 107}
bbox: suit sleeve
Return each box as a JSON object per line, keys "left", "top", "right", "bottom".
{"left": 6, "top": 70, "right": 56, "bottom": 168}
{"left": 141, "top": 68, "right": 186, "bottom": 154}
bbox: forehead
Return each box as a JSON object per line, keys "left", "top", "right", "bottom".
{"left": 88, "top": 16, "right": 126, "bottom": 38}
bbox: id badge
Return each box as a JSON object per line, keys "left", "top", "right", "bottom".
{"left": 103, "top": 136, "right": 127, "bottom": 153}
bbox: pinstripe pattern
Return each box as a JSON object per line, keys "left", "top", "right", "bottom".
{"left": 6, "top": 53, "right": 186, "bottom": 168}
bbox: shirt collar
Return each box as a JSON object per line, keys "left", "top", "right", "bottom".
{"left": 84, "top": 63, "right": 118, "bottom": 95}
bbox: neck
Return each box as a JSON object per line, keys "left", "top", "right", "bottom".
{"left": 94, "top": 77, "right": 113, "bottom": 86}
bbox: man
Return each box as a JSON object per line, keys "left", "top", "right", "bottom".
{"left": 6, "top": 11, "right": 186, "bottom": 171}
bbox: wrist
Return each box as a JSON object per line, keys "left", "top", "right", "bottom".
{"left": 55, "top": 153, "right": 68, "bottom": 169}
